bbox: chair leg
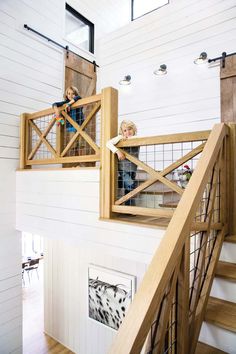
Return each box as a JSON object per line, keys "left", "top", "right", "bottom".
{"left": 27, "top": 271, "right": 31, "bottom": 283}
{"left": 36, "top": 268, "right": 39, "bottom": 280}
{"left": 22, "top": 271, "right": 25, "bottom": 286}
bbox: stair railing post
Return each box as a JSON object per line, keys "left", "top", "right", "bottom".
{"left": 20, "top": 113, "right": 31, "bottom": 169}
{"left": 220, "top": 54, "right": 236, "bottom": 234}
{"left": 100, "top": 87, "right": 118, "bottom": 219}
{"left": 177, "top": 239, "right": 190, "bottom": 354}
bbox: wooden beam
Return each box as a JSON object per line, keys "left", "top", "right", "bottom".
{"left": 117, "top": 131, "right": 210, "bottom": 147}
{"left": 20, "top": 113, "right": 28, "bottom": 169}
{"left": 221, "top": 55, "right": 236, "bottom": 234}
{"left": 112, "top": 205, "right": 174, "bottom": 218}
{"left": 26, "top": 154, "right": 100, "bottom": 165}
{"left": 28, "top": 93, "right": 102, "bottom": 120}
{"left": 100, "top": 87, "right": 118, "bottom": 219}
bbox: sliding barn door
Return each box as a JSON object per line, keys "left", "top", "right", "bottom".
{"left": 65, "top": 52, "right": 97, "bottom": 97}
{"left": 64, "top": 53, "right": 97, "bottom": 166}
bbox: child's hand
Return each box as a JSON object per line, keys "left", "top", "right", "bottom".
{"left": 116, "top": 151, "right": 126, "bottom": 160}
{"left": 65, "top": 103, "right": 71, "bottom": 113}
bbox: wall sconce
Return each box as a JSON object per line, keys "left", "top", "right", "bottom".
{"left": 153, "top": 64, "right": 167, "bottom": 76}
{"left": 194, "top": 52, "right": 208, "bottom": 64}
{"left": 119, "top": 75, "right": 131, "bottom": 85}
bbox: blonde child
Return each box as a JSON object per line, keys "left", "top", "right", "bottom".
{"left": 106, "top": 120, "right": 139, "bottom": 205}
{"left": 52, "top": 86, "right": 84, "bottom": 164}
{"left": 52, "top": 86, "right": 84, "bottom": 129}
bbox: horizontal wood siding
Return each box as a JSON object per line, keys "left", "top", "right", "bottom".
{"left": 98, "top": 0, "right": 236, "bottom": 135}
{"left": 16, "top": 169, "right": 164, "bottom": 353}
{"left": 0, "top": 0, "right": 65, "bottom": 351}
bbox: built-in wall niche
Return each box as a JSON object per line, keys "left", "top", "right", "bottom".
{"left": 22, "top": 232, "right": 44, "bottom": 258}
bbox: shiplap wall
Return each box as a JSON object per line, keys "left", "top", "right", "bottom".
{"left": 16, "top": 169, "right": 164, "bottom": 353}
{"left": 0, "top": 0, "right": 131, "bottom": 351}
{"left": 98, "top": 0, "right": 236, "bottom": 136}
{"left": 0, "top": 0, "right": 66, "bottom": 350}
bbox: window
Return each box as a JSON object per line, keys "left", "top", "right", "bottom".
{"left": 65, "top": 3, "right": 94, "bottom": 54}
{"left": 131, "top": 0, "right": 169, "bottom": 20}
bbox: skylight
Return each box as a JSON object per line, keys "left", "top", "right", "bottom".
{"left": 132, "top": 0, "right": 169, "bottom": 20}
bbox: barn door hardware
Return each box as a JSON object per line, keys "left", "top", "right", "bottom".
{"left": 23, "top": 24, "right": 99, "bottom": 68}
{"left": 208, "top": 51, "right": 236, "bottom": 68}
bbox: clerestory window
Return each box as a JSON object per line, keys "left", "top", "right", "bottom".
{"left": 131, "top": 0, "right": 169, "bottom": 21}
{"left": 65, "top": 3, "right": 94, "bottom": 54}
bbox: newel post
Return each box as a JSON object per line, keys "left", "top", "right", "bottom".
{"left": 220, "top": 55, "right": 236, "bottom": 234}
{"left": 100, "top": 87, "right": 118, "bottom": 219}
{"left": 19, "top": 113, "right": 29, "bottom": 169}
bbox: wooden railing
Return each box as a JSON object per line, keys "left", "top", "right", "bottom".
{"left": 109, "top": 123, "right": 229, "bottom": 354}
{"left": 101, "top": 130, "right": 211, "bottom": 219}
{"left": 19, "top": 87, "right": 118, "bottom": 169}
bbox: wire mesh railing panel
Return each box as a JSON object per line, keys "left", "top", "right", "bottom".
{"left": 25, "top": 99, "right": 101, "bottom": 167}
{"left": 30, "top": 114, "right": 56, "bottom": 160}
{"left": 189, "top": 159, "right": 221, "bottom": 321}
{"left": 115, "top": 140, "right": 206, "bottom": 211}
{"left": 144, "top": 275, "right": 178, "bottom": 354}
{"left": 62, "top": 102, "right": 101, "bottom": 167}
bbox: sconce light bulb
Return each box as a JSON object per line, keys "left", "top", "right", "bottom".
{"left": 154, "top": 64, "right": 167, "bottom": 76}
{"left": 194, "top": 52, "right": 208, "bottom": 65}
{"left": 119, "top": 75, "right": 131, "bottom": 85}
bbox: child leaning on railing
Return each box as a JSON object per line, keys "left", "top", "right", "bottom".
{"left": 106, "top": 120, "right": 139, "bottom": 206}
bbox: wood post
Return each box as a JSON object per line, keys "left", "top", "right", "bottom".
{"left": 20, "top": 113, "right": 29, "bottom": 169}
{"left": 221, "top": 55, "right": 236, "bottom": 234}
{"left": 100, "top": 87, "right": 118, "bottom": 219}
{"left": 177, "top": 241, "right": 190, "bottom": 354}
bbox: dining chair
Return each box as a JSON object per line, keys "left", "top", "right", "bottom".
{"left": 24, "top": 258, "right": 40, "bottom": 282}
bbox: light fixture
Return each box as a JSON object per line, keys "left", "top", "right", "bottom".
{"left": 153, "top": 64, "right": 167, "bottom": 76}
{"left": 194, "top": 52, "right": 208, "bottom": 64}
{"left": 119, "top": 75, "right": 131, "bottom": 85}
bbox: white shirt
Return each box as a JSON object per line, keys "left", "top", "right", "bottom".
{"left": 106, "top": 135, "right": 123, "bottom": 154}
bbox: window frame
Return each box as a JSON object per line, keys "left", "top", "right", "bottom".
{"left": 65, "top": 3, "right": 94, "bottom": 54}
{"left": 131, "top": 0, "right": 169, "bottom": 21}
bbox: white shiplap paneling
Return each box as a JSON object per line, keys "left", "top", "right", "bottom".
{"left": 97, "top": 0, "right": 236, "bottom": 135}
{"left": 16, "top": 169, "right": 164, "bottom": 353}
{"left": 0, "top": 0, "right": 65, "bottom": 351}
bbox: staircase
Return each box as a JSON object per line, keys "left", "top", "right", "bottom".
{"left": 198, "top": 235, "right": 236, "bottom": 353}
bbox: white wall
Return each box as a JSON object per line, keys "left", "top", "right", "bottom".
{"left": 0, "top": 0, "right": 132, "bottom": 351}
{"left": 97, "top": 0, "right": 236, "bottom": 136}
{"left": 16, "top": 169, "right": 164, "bottom": 353}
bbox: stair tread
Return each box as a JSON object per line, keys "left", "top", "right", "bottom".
{"left": 224, "top": 235, "right": 236, "bottom": 243}
{"left": 205, "top": 297, "right": 236, "bottom": 332}
{"left": 216, "top": 261, "right": 236, "bottom": 281}
{"left": 195, "top": 341, "right": 228, "bottom": 354}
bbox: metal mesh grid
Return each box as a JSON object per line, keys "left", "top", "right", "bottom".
{"left": 63, "top": 102, "right": 100, "bottom": 163}
{"left": 31, "top": 114, "right": 56, "bottom": 160}
{"left": 145, "top": 278, "right": 178, "bottom": 354}
{"left": 189, "top": 165, "right": 221, "bottom": 317}
{"left": 116, "top": 140, "right": 206, "bottom": 209}
{"left": 143, "top": 157, "right": 222, "bottom": 354}
{"left": 28, "top": 102, "right": 101, "bottom": 167}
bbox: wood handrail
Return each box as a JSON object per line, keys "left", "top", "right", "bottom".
{"left": 109, "top": 123, "right": 228, "bottom": 354}
{"left": 117, "top": 130, "right": 210, "bottom": 147}
{"left": 19, "top": 92, "right": 103, "bottom": 168}
{"left": 28, "top": 93, "right": 102, "bottom": 120}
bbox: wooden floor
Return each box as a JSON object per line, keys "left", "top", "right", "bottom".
{"left": 23, "top": 261, "right": 74, "bottom": 354}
